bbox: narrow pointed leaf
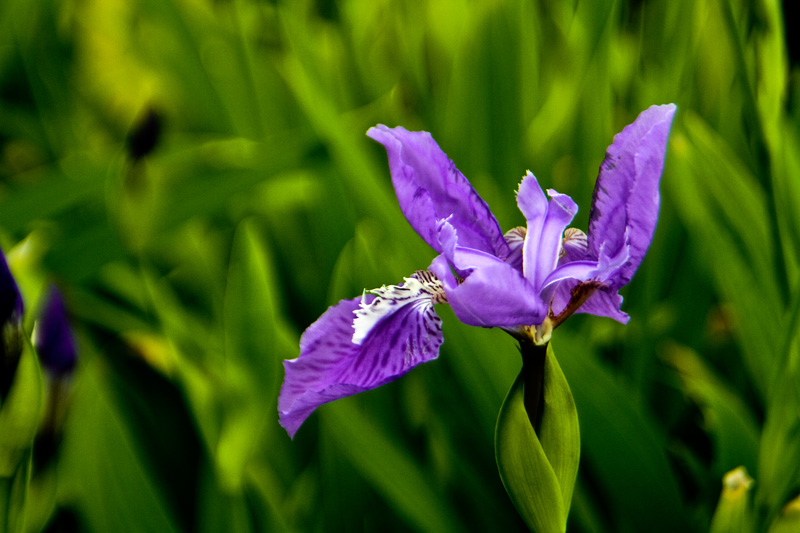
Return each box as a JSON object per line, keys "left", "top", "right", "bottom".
{"left": 0, "top": 339, "right": 42, "bottom": 477}
{"left": 767, "top": 495, "right": 800, "bottom": 533}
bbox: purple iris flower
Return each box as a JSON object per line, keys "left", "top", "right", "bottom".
{"left": 279, "top": 104, "right": 676, "bottom": 437}
{"left": 33, "top": 285, "right": 77, "bottom": 377}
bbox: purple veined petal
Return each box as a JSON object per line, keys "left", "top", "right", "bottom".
{"left": 551, "top": 281, "right": 630, "bottom": 324}
{"left": 279, "top": 278, "right": 444, "bottom": 439}
{"left": 442, "top": 263, "right": 545, "bottom": 327}
{"left": 517, "top": 173, "right": 578, "bottom": 290}
{"left": 437, "top": 219, "right": 513, "bottom": 275}
{"left": 560, "top": 228, "right": 588, "bottom": 264}
{"left": 542, "top": 240, "right": 630, "bottom": 316}
{"left": 367, "top": 125, "right": 510, "bottom": 259}
{"left": 537, "top": 189, "right": 579, "bottom": 287}
{"left": 279, "top": 298, "right": 366, "bottom": 438}
{"left": 352, "top": 274, "right": 446, "bottom": 344}
{"left": 432, "top": 222, "right": 545, "bottom": 327}
{"left": 540, "top": 260, "right": 601, "bottom": 291}
{"left": 33, "top": 285, "right": 77, "bottom": 376}
{"left": 588, "top": 104, "right": 676, "bottom": 288}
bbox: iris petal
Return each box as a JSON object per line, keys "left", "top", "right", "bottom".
{"left": 433, "top": 220, "right": 545, "bottom": 327}
{"left": 551, "top": 281, "right": 630, "bottom": 324}
{"left": 279, "top": 284, "right": 443, "bottom": 438}
{"left": 588, "top": 104, "right": 676, "bottom": 288}
{"left": 517, "top": 173, "right": 578, "bottom": 290}
{"left": 367, "top": 125, "right": 510, "bottom": 259}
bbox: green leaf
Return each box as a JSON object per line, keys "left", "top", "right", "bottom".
{"left": 0, "top": 338, "right": 42, "bottom": 477}
{"left": 668, "top": 114, "right": 783, "bottom": 397}
{"left": 663, "top": 343, "right": 760, "bottom": 477}
{"left": 766, "top": 495, "right": 800, "bottom": 533}
{"left": 555, "top": 334, "right": 690, "bottom": 532}
{"left": 59, "top": 359, "right": 181, "bottom": 533}
{"left": 218, "top": 220, "right": 297, "bottom": 491}
{"left": 324, "top": 400, "right": 462, "bottom": 533}
{"left": 0, "top": 455, "right": 32, "bottom": 533}
{"left": 758, "top": 369, "right": 800, "bottom": 527}
{"left": 494, "top": 342, "right": 580, "bottom": 533}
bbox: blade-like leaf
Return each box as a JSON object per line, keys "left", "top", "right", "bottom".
{"left": 58, "top": 359, "right": 181, "bottom": 533}
{"left": 556, "top": 335, "right": 691, "bottom": 531}
{"left": 0, "top": 338, "right": 41, "bottom": 533}
{"left": 0, "top": 338, "right": 42, "bottom": 477}
{"left": 324, "top": 400, "right": 462, "bottom": 533}
{"left": 663, "top": 343, "right": 760, "bottom": 477}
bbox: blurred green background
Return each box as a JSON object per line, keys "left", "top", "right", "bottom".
{"left": 1, "top": 0, "right": 798, "bottom": 531}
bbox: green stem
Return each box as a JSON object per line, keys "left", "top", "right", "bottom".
{"left": 519, "top": 339, "right": 547, "bottom": 432}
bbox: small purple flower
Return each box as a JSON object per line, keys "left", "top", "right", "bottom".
{"left": 33, "top": 286, "right": 77, "bottom": 377}
{"left": 278, "top": 104, "right": 676, "bottom": 437}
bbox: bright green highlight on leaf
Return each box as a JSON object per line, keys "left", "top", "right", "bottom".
{"left": 0, "top": 340, "right": 42, "bottom": 533}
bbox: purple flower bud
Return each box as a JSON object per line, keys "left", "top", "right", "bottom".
{"left": 33, "top": 286, "right": 77, "bottom": 377}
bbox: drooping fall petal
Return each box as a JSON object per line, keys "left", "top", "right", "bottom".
{"left": 279, "top": 278, "right": 444, "bottom": 438}
{"left": 431, "top": 223, "right": 545, "bottom": 327}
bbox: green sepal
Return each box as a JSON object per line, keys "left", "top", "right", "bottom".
{"left": 495, "top": 342, "right": 580, "bottom": 533}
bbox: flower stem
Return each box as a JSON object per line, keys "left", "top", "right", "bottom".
{"left": 518, "top": 338, "right": 548, "bottom": 431}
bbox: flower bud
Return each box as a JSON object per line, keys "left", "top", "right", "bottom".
{"left": 33, "top": 286, "right": 76, "bottom": 377}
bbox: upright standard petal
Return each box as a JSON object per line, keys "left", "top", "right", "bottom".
{"left": 279, "top": 276, "right": 444, "bottom": 438}
{"left": 588, "top": 104, "right": 676, "bottom": 288}
{"left": 367, "top": 125, "right": 510, "bottom": 259}
{"left": 517, "top": 172, "right": 578, "bottom": 291}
